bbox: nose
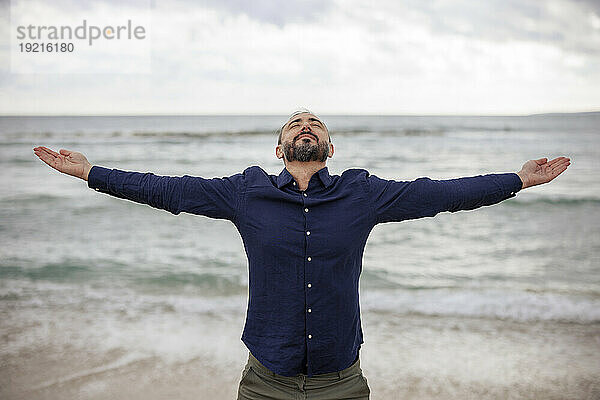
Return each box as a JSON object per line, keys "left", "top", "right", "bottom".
{"left": 300, "top": 122, "right": 312, "bottom": 131}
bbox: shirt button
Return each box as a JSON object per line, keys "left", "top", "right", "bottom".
{"left": 308, "top": 334, "right": 312, "bottom": 339}
{"left": 303, "top": 192, "right": 307, "bottom": 197}
{"left": 307, "top": 283, "right": 312, "bottom": 288}
{"left": 304, "top": 208, "right": 309, "bottom": 213}
{"left": 306, "top": 231, "right": 311, "bottom": 236}
{"left": 95, "top": 188, "right": 100, "bottom": 191}
{"left": 307, "top": 257, "right": 312, "bottom": 262}
{"left": 308, "top": 308, "right": 312, "bottom": 313}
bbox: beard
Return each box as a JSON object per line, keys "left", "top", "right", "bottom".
{"left": 283, "top": 138, "right": 329, "bottom": 162}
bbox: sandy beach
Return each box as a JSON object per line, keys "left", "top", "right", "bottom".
{"left": 2, "top": 312, "right": 598, "bottom": 400}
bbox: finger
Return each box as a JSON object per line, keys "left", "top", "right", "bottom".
{"left": 549, "top": 164, "right": 569, "bottom": 178}
{"left": 534, "top": 157, "right": 548, "bottom": 165}
{"left": 39, "top": 146, "right": 60, "bottom": 158}
{"left": 551, "top": 161, "right": 570, "bottom": 173}
{"left": 40, "top": 146, "right": 60, "bottom": 158}
{"left": 553, "top": 165, "right": 569, "bottom": 177}
{"left": 34, "top": 150, "right": 58, "bottom": 167}
{"left": 35, "top": 147, "right": 57, "bottom": 160}
{"left": 550, "top": 159, "right": 570, "bottom": 170}
{"left": 59, "top": 149, "right": 72, "bottom": 156}
{"left": 547, "top": 157, "right": 568, "bottom": 167}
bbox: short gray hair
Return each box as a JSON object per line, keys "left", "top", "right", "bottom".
{"left": 277, "top": 108, "right": 330, "bottom": 145}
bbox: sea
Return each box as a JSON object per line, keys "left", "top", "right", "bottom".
{"left": 1, "top": 113, "right": 599, "bottom": 399}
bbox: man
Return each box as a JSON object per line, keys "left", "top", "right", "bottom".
{"left": 33, "top": 110, "right": 570, "bottom": 400}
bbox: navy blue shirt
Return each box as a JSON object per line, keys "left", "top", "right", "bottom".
{"left": 88, "top": 164, "right": 522, "bottom": 377}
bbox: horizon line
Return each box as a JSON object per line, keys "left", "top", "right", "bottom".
{"left": 1, "top": 110, "right": 599, "bottom": 118}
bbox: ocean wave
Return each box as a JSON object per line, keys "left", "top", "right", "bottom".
{"left": 133, "top": 270, "right": 246, "bottom": 294}
{"left": 0, "top": 263, "right": 246, "bottom": 294}
{"left": 0, "top": 278, "right": 247, "bottom": 316}
{"left": 0, "top": 262, "right": 99, "bottom": 282}
{"left": 508, "top": 196, "right": 600, "bottom": 207}
{"left": 2, "top": 125, "right": 534, "bottom": 139}
{"left": 102, "top": 127, "right": 445, "bottom": 138}
{"left": 132, "top": 129, "right": 275, "bottom": 138}
{"left": 375, "top": 128, "right": 445, "bottom": 136}
{"left": 361, "top": 288, "right": 600, "bottom": 324}
{"left": 0, "top": 193, "right": 66, "bottom": 204}
{"left": 1, "top": 127, "right": 449, "bottom": 140}
{"left": 0, "top": 131, "right": 91, "bottom": 139}
{"left": 4, "top": 270, "right": 598, "bottom": 324}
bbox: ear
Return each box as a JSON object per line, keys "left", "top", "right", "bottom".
{"left": 328, "top": 142, "right": 335, "bottom": 158}
{"left": 275, "top": 144, "right": 284, "bottom": 159}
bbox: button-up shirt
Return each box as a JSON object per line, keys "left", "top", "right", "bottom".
{"left": 87, "top": 164, "right": 523, "bottom": 377}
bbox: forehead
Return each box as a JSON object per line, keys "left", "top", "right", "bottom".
{"left": 285, "top": 113, "right": 323, "bottom": 128}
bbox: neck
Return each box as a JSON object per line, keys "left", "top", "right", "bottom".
{"left": 284, "top": 161, "right": 326, "bottom": 191}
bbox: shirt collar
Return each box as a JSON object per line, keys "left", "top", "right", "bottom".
{"left": 276, "top": 168, "right": 294, "bottom": 188}
{"left": 276, "top": 166, "right": 333, "bottom": 189}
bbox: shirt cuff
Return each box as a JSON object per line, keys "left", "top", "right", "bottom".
{"left": 87, "top": 165, "right": 111, "bottom": 193}
{"left": 505, "top": 173, "right": 523, "bottom": 197}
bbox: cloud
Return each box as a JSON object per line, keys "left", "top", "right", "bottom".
{"left": 0, "top": 0, "right": 599, "bottom": 114}
{"left": 198, "top": 0, "right": 334, "bottom": 27}
{"left": 573, "top": 0, "right": 600, "bottom": 14}
{"left": 344, "top": 0, "right": 600, "bottom": 55}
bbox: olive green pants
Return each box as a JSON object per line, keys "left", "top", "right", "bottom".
{"left": 237, "top": 352, "right": 371, "bottom": 400}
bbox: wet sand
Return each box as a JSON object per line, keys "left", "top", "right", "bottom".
{"left": 2, "top": 313, "right": 599, "bottom": 400}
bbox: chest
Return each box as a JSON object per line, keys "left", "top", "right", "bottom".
{"left": 238, "top": 185, "right": 372, "bottom": 256}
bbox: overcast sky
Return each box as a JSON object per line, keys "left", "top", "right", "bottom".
{"left": 1, "top": 0, "right": 599, "bottom": 115}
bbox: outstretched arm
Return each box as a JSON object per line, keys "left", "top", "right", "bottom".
{"left": 33, "top": 146, "right": 244, "bottom": 221}
{"left": 516, "top": 157, "right": 570, "bottom": 189}
{"left": 368, "top": 156, "right": 571, "bottom": 224}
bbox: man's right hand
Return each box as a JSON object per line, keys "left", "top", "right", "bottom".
{"left": 33, "top": 146, "right": 93, "bottom": 181}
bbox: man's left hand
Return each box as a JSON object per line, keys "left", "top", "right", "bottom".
{"left": 516, "top": 156, "right": 570, "bottom": 189}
